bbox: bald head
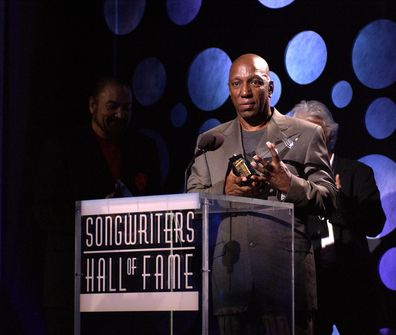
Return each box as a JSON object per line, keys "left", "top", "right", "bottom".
{"left": 230, "top": 54, "right": 270, "bottom": 82}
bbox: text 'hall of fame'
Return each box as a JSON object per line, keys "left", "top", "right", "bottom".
{"left": 80, "top": 210, "right": 199, "bottom": 293}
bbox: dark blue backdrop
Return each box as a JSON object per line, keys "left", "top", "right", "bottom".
{"left": 1, "top": 1, "right": 395, "bottom": 334}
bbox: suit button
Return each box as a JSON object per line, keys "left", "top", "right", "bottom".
{"left": 249, "top": 241, "right": 256, "bottom": 248}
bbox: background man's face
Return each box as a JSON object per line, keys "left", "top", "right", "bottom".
{"left": 90, "top": 82, "right": 132, "bottom": 139}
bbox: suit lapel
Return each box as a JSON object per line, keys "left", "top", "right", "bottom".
{"left": 209, "top": 110, "right": 303, "bottom": 178}
{"left": 206, "top": 118, "right": 243, "bottom": 183}
{"left": 220, "top": 118, "right": 244, "bottom": 159}
{"left": 253, "top": 109, "right": 298, "bottom": 160}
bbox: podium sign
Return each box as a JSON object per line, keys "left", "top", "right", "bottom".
{"left": 75, "top": 193, "right": 294, "bottom": 334}
{"left": 76, "top": 193, "right": 201, "bottom": 313}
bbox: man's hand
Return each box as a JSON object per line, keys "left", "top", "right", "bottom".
{"left": 251, "top": 141, "right": 292, "bottom": 194}
{"left": 224, "top": 169, "right": 267, "bottom": 197}
{"left": 335, "top": 173, "right": 342, "bottom": 190}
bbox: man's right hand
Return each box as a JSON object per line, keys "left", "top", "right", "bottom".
{"left": 224, "top": 170, "right": 266, "bottom": 198}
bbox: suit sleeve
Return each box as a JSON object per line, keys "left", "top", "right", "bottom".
{"left": 284, "top": 126, "right": 337, "bottom": 216}
{"left": 339, "top": 163, "right": 386, "bottom": 237}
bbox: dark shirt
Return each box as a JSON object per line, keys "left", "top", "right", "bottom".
{"left": 94, "top": 133, "right": 123, "bottom": 181}
{"left": 33, "top": 124, "right": 162, "bottom": 334}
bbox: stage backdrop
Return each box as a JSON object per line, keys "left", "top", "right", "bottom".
{"left": 1, "top": 1, "right": 395, "bottom": 334}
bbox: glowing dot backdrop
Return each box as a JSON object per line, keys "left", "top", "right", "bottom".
{"left": 1, "top": 0, "right": 395, "bottom": 334}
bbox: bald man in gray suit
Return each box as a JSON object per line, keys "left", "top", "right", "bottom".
{"left": 187, "top": 54, "right": 337, "bottom": 335}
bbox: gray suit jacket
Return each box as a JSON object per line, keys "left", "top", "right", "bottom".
{"left": 187, "top": 109, "right": 336, "bottom": 317}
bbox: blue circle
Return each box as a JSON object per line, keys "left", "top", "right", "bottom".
{"left": 332, "top": 326, "right": 341, "bottom": 335}
{"left": 104, "top": 0, "right": 146, "bottom": 35}
{"left": 379, "top": 329, "right": 396, "bottom": 335}
{"left": 167, "top": 0, "right": 202, "bottom": 25}
{"left": 285, "top": 31, "right": 327, "bottom": 85}
{"left": 352, "top": 19, "right": 396, "bottom": 89}
{"left": 132, "top": 57, "right": 167, "bottom": 106}
{"left": 269, "top": 71, "right": 282, "bottom": 107}
{"left": 188, "top": 48, "right": 232, "bottom": 111}
{"left": 198, "top": 118, "right": 221, "bottom": 134}
{"left": 257, "top": 0, "right": 295, "bottom": 9}
{"left": 171, "top": 103, "right": 188, "bottom": 128}
{"left": 359, "top": 154, "right": 396, "bottom": 238}
{"left": 331, "top": 80, "right": 353, "bottom": 108}
{"left": 379, "top": 247, "right": 396, "bottom": 291}
{"left": 365, "top": 97, "right": 396, "bottom": 139}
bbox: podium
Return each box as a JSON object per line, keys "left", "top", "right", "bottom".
{"left": 75, "top": 193, "right": 295, "bottom": 334}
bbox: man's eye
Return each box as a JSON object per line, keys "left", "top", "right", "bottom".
{"left": 107, "top": 103, "right": 118, "bottom": 111}
{"left": 250, "top": 79, "right": 263, "bottom": 87}
{"left": 231, "top": 82, "right": 240, "bottom": 88}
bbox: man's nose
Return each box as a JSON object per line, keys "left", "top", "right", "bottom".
{"left": 115, "top": 108, "right": 128, "bottom": 119}
{"left": 240, "top": 82, "right": 252, "bottom": 97}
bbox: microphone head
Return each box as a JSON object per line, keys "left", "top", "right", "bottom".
{"left": 198, "top": 132, "right": 224, "bottom": 152}
{"left": 185, "top": 131, "right": 225, "bottom": 192}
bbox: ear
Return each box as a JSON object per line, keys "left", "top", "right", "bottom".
{"left": 88, "top": 96, "right": 96, "bottom": 115}
{"left": 268, "top": 80, "right": 274, "bottom": 97}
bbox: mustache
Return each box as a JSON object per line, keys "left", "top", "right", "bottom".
{"left": 107, "top": 114, "right": 128, "bottom": 126}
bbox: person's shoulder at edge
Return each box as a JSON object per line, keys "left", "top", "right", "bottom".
{"left": 43, "top": 122, "right": 92, "bottom": 146}
{"left": 282, "top": 111, "right": 324, "bottom": 132}
{"left": 197, "top": 118, "right": 236, "bottom": 138}
{"left": 334, "top": 154, "right": 374, "bottom": 172}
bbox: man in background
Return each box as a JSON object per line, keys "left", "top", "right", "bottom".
{"left": 34, "top": 75, "right": 161, "bottom": 334}
{"left": 290, "top": 100, "right": 386, "bottom": 335}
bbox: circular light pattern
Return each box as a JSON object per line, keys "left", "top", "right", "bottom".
{"left": 379, "top": 247, "right": 396, "bottom": 291}
{"left": 138, "top": 128, "right": 169, "bottom": 186}
{"left": 379, "top": 328, "right": 396, "bottom": 335}
{"left": 352, "top": 19, "right": 396, "bottom": 89}
{"left": 365, "top": 97, "right": 396, "bottom": 140}
{"left": 171, "top": 103, "right": 188, "bottom": 128}
{"left": 198, "top": 118, "right": 221, "bottom": 134}
{"left": 166, "top": 0, "right": 202, "bottom": 25}
{"left": 104, "top": 0, "right": 146, "bottom": 35}
{"left": 332, "top": 325, "right": 340, "bottom": 335}
{"left": 358, "top": 154, "right": 396, "bottom": 238}
{"left": 269, "top": 71, "right": 281, "bottom": 107}
{"left": 285, "top": 30, "right": 327, "bottom": 85}
{"left": 132, "top": 57, "right": 167, "bottom": 106}
{"left": 257, "top": 0, "right": 295, "bottom": 9}
{"left": 331, "top": 80, "right": 353, "bottom": 108}
{"left": 188, "top": 48, "right": 232, "bottom": 111}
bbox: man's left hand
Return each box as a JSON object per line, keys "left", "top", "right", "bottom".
{"left": 251, "top": 141, "right": 292, "bottom": 194}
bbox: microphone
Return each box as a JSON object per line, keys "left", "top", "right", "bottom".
{"left": 184, "top": 132, "right": 225, "bottom": 192}
{"left": 195, "top": 132, "right": 225, "bottom": 159}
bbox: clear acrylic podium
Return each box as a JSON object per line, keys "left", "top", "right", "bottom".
{"left": 75, "top": 193, "right": 295, "bottom": 334}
